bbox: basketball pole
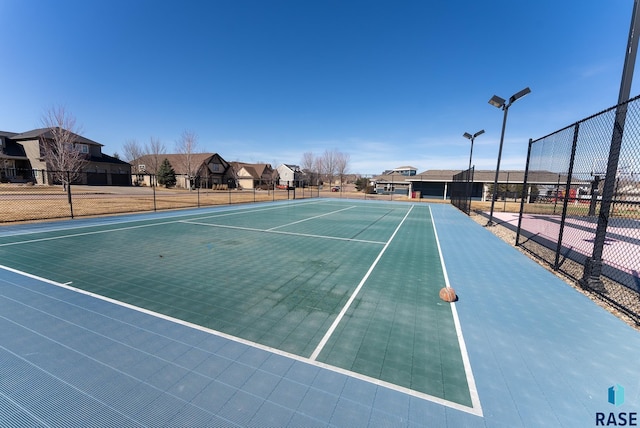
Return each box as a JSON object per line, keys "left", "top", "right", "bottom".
{"left": 581, "top": 0, "right": 640, "bottom": 288}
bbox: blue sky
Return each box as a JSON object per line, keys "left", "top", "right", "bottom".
{"left": 0, "top": 0, "right": 636, "bottom": 175}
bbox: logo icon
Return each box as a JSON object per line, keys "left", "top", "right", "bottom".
{"left": 608, "top": 384, "right": 625, "bottom": 407}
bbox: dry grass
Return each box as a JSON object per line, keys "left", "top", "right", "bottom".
{"left": 0, "top": 186, "right": 296, "bottom": 223}
{"left": 0, "top": 185, "right": 447, "bottom": 224}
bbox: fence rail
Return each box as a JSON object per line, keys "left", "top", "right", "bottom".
{"left": 517, "top": 94, "right": 640, "bottom": 323}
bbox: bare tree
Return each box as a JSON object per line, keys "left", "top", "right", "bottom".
{"left": 144, "top": 137, "right": 166, "bottom": 175}
{"left": 40, "top": 106, "right": 87, "bottom": 190}
{"left": 335, "top": 151, "right": 351, "bottom": 189}
{"left": 301, "top": 151, "right": 318, "bottom": 187}
{"left": 321, "top": 149, "right": 339, "bottom": 186}
{"left": 122, "top": 139, "right": 144, "bottom": 164}
{"left": 315, "top": 155, "right": 324, "bottom": 187}
{"left": 301, "top": 152, "right": 314, "bottom": 171}
{"left": 175, "top": 130, "right": 199, "bottom": 189}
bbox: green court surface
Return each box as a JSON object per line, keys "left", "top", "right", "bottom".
{"left": 0, "top": 200, "right": 474, "bottom": 409}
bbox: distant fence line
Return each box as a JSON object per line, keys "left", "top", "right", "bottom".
{"left": 0, "top": 172, "right": 432, "bottom": 224}
{"left": 0, "top": 172, "right": 320, "bottom": 223}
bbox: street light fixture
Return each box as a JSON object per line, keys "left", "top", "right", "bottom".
{"left": 488, "top": 95, "right": 506, "bottom": 109}
{"left": 486, "top": 87, "right": 531, "bottom": 226}
{"left": 463, "top": 129, "right": 485, "bottom": 173}
{"left": 463, "top": 129, "right": 484, "bottom": 214}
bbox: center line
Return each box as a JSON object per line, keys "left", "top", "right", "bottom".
{"left": 309, "top": 205, "right": 414, "bottom": 361}
{"left": 267, "top": 206, "right": 356, "bottom": 231}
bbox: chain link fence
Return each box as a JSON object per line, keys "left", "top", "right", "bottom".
{"left": 450, "top": 167, "right": 474, "bottom": 215}
{"left": 0, "top": 172, "right": 320, "bottom": 223}
{"left": 517, "top": 94, "right": 640, "bottom": 323}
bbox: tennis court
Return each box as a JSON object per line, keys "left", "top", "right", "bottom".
{"left": 0, "top": 199, "right": 479, "bottom": 414}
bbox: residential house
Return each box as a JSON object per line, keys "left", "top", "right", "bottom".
{"left": 0, "top": 132, "right": 30, "bottom": 182}
{"left": 276, "top": 164, "right": 303, "bottom": 187}
{"left": 381, "top": 166, "right": 417, "bottom": 176}
{"left": 131, "top": 153, "right": 233, "bottom": 189}
{"left": 371, "top": 166, "right": 418, "bottom": 195}
{"left": 231, "top": 162, "right": 277, "bottom": 190}
{"left": 0, "top": 128, "right": 131, "bottom": 185}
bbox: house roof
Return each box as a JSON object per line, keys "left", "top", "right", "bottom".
{"left": 372, "top": 169, "right": 572, "bottom": 184}
{"left": 132, "top": 153, "right": 224, "bottom": 175}
{"left": 89, "top": 153, "right": 132, "bottom": 166}
{"left": 0, "top": 131, "right": 19, "bottom": 138}
{"left": 372, "top": 171, "right": 410, "bottom": 181}
{"left": 278, "top": 164, "right": 300, "bottom": 172}
{"left": 409, "top": 169, "right": 533, "bottom": 183}
{"left": 231, "top": 162, "right": 273, "bottom": 179}
{"left": 10, "top": 128, "right": 103, "bottom": 146}
{"left": 238, "top": 165, "right": 259, "bottom": 179}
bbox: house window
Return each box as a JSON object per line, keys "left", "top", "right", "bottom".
{"left": 138, "top": 165, "right": 146, "bottom": 172}
{"left": 212, "top": 163, "right": 220, "bottom": 172}
{"left": 75, "top": 143, "right": 89, "bottom": 154}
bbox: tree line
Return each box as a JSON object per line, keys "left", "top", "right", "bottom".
{"left": 300, "top": 149, "right": 350, "bottom": 187}
{"left": 37, "top": 106, "right": 356, "bottom": 190}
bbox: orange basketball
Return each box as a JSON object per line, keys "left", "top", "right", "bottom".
{"left": 439, "top": 287, "right": 457, "bottom": 302}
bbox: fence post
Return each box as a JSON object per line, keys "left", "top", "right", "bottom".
{"left": 582, "top": 0, "right": 640, "bottom": 288}
{"left": 152, "top": 174, "right": 157, "bottom": 212}
{"left": 67, "top": 171, "right": 74, "bottom": 219}
{"left": 516, "top": 139, "right": 534, "bottom": 246}
{"left": 502, "top": 172, "right": 509, "bottom": 212}
{"left": 465, "top": 167, "right": 473, "bottom": 214}
{"left": 582, "top": 103, "right": 629, "bottom": 288}
{"left": 554, "top": 123, "right": 579, "bottom": 270}
{"left": 553, "top": 174, "right": 561, "bottom": 215}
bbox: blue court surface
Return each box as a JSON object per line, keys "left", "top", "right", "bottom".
{"left": 1, "top": 201, "right": 639, "bottom": 427}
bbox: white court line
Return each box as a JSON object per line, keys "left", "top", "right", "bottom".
{"left": 0, "top": 200, "right": 326, "bottom": 247}
{"left": 429, "top": 205, "right": 483, "bottom": 415}
{"left": 266, "top": 205, "right": 356, "bottom": 231}
{"left": 0, "top": 261, "right": 481, "bottom": 415}
{"left": 0, "top": 201, "right": 484, "bottom": 415}
{"left": 180, "top": 220, "right": 386, "bottom": 245}
{"left": 309, "top": 205, "right": 415, "bottom": 361}
{"left": 0, "top": 221, "right": 174, "bottom": 247}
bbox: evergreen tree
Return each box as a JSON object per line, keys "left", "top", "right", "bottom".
{"left": 355, "top": 176, "right": 374, "bottom": 194}
{"left": 157, "top": 158, "right": 176, "bottom": 188}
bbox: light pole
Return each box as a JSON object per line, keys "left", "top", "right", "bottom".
{"left": 463, "top": 130, "right": 484, "bottom": 213}
{"left": 463, "top": 129, "right": 484, "bottom": 175}
{"left": 486, "top": 87, "right": 531, "bottom": 226}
